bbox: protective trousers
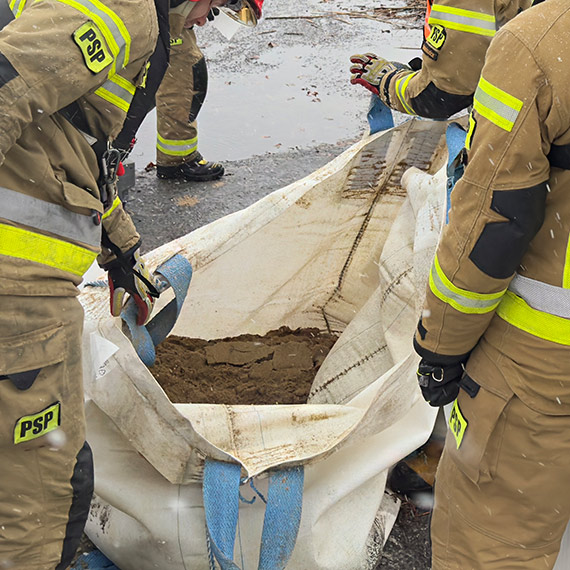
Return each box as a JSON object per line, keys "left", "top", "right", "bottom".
{"left": 0, "top": 295, "right": 93, "bottom": 570}
{"left": 432, "top": 366, "right": 570, "bottom": 569}
{"left": 156, "top": 27, "right": 207, "bottom": 167}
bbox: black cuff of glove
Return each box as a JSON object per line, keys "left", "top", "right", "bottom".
{"left": 100, "top": 241, "right": 142, "bottom": 270}
{"left": 413, "top": 336, "right": 470, "bottom": 367}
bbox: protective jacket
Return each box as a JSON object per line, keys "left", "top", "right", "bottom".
{"left": 381, "top": 0, "right": 533, "bottom": 119}
{"left": 0, "top": 0, "right": 161, "bottom": 296}
{"left": 414, "top": 0, "right": 570, "bottom": 415}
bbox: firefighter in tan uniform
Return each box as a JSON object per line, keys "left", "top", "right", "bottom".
{"left": 155, "top": 21, "right": 225, "bottom": 181}
{"left": 412, "top": 0, "right": 570, "bottom": 566}
{"left": 0, "top": 0, "right": 168, "bottom": 565}
{"left": 349, "top": 0, "right": 535, "bottom": 119}
{"left": 114, "top": 0, "right": 263, "bottom": 182}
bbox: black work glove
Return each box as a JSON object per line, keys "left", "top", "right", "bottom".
{"left": 207, "top": 7, "right": 219, "bottom": 20}
{"left": 103, "top": 248, "right": 160, "bottom": 326}
{"left": 416, "top": 359, "right": 465, "bottom": 407}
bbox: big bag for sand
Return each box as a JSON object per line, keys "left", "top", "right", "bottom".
{"left": 80, "top": 117, "right": 451, "bottom": 569}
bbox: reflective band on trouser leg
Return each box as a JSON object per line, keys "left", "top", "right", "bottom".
{"left": 428, "top": 4, "right": 496, "bottom": 36}
{"left": 156, "top": 133, "right": 198, "bottom": 158}
{"left": 497, "top": 291, "right": 570, "bottom": 346}
{"left": 0, "top": 224, "right": 98, "bottom": 277}
{"left": 94, "top": 74, "right": 135, "bottom": 113}
{"left": 429, "top": 254, "right": 506, "bottom": 314}
{"left": 0, "top": 186, "right": 101, "bottom": 247}
{"left": 395, "top": 72, "right": 418, "bottom": 115}
{"left": 473, "top": 76, "right": 523, "bottom": 132}
{"left": 53, "top": 0, "right": 131, "bottom": 75}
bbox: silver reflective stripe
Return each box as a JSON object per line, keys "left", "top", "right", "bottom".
{"left": 509, "top": 274, "right": 570, "bottom": 319}
{"left": 429, "top": 5, "right": 496, "bottom": 35}
{"left": 55, "top": 0, "right": 130, "bottom": 71}
{"left": 0, "top": 186, "right": 101, "bottom": 248}
{"left": 8, "top": 0, "right": 26, "bottom": 18}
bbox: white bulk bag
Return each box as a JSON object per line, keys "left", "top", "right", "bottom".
{"left": 80, "top": 117, "right": 451, "bottom": 569}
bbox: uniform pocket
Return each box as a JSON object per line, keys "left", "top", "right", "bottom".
{"left": 446, "top": 375, "right": 513, "bottom": 484}
{"left": 0, "top": 322, "right": 66, "bottom": 377}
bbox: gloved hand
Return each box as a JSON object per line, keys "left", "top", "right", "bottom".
{"left": 104, "top": 248, "right": 160, "bottom": 326}
{"left": 207, "top": 7, "right": 219, "bottom": 20}
{"left": 416, "top": 359, "right": 465, "bottom": 407}
{"left": 349, "top": 53, "right": 407, "bottom": 97}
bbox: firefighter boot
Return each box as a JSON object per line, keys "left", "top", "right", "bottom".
{"left": 157, "top": 153, "right": 224, "bottom": 182}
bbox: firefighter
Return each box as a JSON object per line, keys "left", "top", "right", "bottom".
{"left": 349, "top": 0, "right": 537, "bottom": 119}
{"left": 114, "top": 0, "right": 263, "bottom": 182}
{"left": 154, "top": 15, "right": 224, "bottom": 181}
{"left": 0, "top": 0, "right": 249, "bottom": 566}
{"left": 413, "top": 0, "right": 570, "bottom": 567}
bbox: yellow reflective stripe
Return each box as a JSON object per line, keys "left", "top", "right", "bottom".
{"left": 465, "top": 113, "right": 476, "bottom": 151}
{"left": 473, "top": 76, "right": 523, "bottom": 132}
{"left": 395, "top": 72, "right": 417, "bottom": 115}
{"left": 95, "top": 75, "right": 135, "bottom": 112}
{"left": 50, "top": 0, "right": 130, "bottom": 75}
{"left": 564, "top": 235, "right": 570, "bottom": 289}
{"left": 497, "top": 291, "right": 570, "bottom": 346}
{"left": 9, "top": 0, "right": 26, "bottom": 17}
{"left": 102, "top": 196, "right": 121, "bottom": 220}
{"left": 156, "top": 133, "right": 198, "bottom": 157}
{"left": 429, "top": 255, "right": 506, "bottom": 314}
{"left": 429, "top": 4, "right": 496, "bottom": 37}
{"left": 0, "top": 223, "right": 97, "bottom": 276}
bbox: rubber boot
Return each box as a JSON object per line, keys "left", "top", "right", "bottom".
{"left": 157, "top": 153, "right": 224, "bottom": 182}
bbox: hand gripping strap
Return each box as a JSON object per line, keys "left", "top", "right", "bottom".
{"left": 121, "top": 254, "right": 192, "bottom": 366}
{"left": 367, "top": 94, "right": 394, "bottom": 135}
{"left": 203, "top": 459, "right": 305, "bottom": 570}
{"left": 445, "top": 122, "right": 467, "bottom": 223}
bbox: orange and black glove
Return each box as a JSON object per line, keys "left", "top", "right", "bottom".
{"left": 350, "top": 53, "right": 409, "bottom": 98}
{"left": 103, "top": 247, "right": 160, "bottom": 325}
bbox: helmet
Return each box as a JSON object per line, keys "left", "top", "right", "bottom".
{"left": 221, "top": 0, "right": 263, "bottom": 26}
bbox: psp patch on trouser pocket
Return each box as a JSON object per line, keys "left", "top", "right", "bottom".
{"left": 446, "top": 374, "right": 513, "bottom": 484}
{"left": 14, "top": 401, "right": 61, "bottom": 444}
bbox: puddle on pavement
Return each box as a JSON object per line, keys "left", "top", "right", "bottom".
{"left": 130, "top": 31, "right": 420, "bottom": 168}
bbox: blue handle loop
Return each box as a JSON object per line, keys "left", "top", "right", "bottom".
{"left": 445, "top": 122, "right": 468, "bottom": 223}
{"left": 121, "top": 253, "right": 193, "bottom": 366}
{"left": 367, "top": 94, "right": 394, "bottom": 135}
{"left": 70, "top": 550, "right": 119, "bottom": 569}
{"left": 204, "top": 459, "right": 305, "bottom": 570}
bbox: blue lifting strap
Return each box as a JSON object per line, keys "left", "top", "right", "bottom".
{"left": 70, "top": 550, "right": 119, "bottom": 569}
{"left": 367, "top": 94, "right": 394, "bottom": 135}
{"left": 121, "top": 254, "right": 193, "bottom": 367}
{"left": 203, "top": 459, "right": 305, "bottom": 570}
{"left": 445, "top": 123, "right": 467, "bottom": 223}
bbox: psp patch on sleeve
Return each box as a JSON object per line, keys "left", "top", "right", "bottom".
{"left": 73, "top": 21, "right": 113, "bottom": 74}
{"left": 422, "top": 24, "right": 447, "bottom": 61}
{"left": 14, "top": 401, "right": 61, "bottom": 444}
